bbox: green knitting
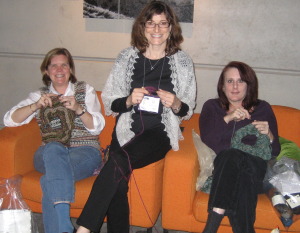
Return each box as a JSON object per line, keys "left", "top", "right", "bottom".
{"left": 231, "top": 123, "right": 272, "bottom": 160}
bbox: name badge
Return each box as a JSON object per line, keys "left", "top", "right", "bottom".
{"left": 138, "top": 95, "right": 160, "bottom": 113}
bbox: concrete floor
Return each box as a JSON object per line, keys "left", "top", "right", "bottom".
{"left": 32, "top": 212, "right": 188, "bottom": 233}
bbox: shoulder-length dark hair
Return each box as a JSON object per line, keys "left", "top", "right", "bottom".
{"left": 40, "top": 48, "right": 77, "bottom": 86}
{"left": 217, "top": 61, "right": 259, "bottom": 111}
{"left": 131, "top": 0, "right": 183, "bottom": 56}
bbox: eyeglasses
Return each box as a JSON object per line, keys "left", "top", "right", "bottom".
{"left": 145, "top": 21, "right": 170, "bottom": 28}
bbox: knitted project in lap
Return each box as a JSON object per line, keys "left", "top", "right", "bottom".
{"left": 39, "top": 95, "right": 75, "bottom": 146}
{"left": 231, "top": 123, "right": 272, "bottom": 160}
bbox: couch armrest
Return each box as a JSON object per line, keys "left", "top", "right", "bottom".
{"left": 162, "top": 115, "right": 200, "bottom": 229}
{"left": 0, "top": 120, "right": 41, "bottom": 178}
{"left": 272, "top": 105, "right": 300, "bottom": 147}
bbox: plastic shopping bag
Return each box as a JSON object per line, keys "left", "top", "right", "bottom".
{"left": 0, "top": 175, "right": 39, "bottom": 233}
{"left": 264, "top": 157, "right": 300, "bottom": 227}
{"left": 192, "top": 129, "right": 216, "bottom": 193}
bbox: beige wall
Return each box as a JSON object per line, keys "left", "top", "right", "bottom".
{"left": 1, "top": 0, "right": 299, "bottom": 125}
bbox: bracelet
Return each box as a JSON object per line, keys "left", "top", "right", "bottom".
{"left": 76, "top": 108, "right": 86, "bottom": 117}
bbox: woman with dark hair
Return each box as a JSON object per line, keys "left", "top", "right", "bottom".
{"left": 4, "top": 48, "right": 105, "bottom": 233}
{"left": 76, "top": 1, "right": 196, "bottom": 233}
{"left": 199, "top": 61, "right": 280, "bottom": 233}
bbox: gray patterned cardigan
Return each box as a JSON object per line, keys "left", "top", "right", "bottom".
{"left": 102, "top": 47, "right": 196, "bottom": 151}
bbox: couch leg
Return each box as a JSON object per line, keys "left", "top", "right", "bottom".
{"left": 163, "top": 229, "right": 169, "bottom": 233}
{"left": 146, "top": 228, "right": 152, "bottom": 233}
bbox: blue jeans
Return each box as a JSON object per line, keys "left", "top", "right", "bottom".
{"left": 34, "top": 142, "right": 101, "bottom": 233}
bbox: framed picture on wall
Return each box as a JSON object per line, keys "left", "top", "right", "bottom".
{"left": 83, "top": 0, "right": 194, "bottom": 36}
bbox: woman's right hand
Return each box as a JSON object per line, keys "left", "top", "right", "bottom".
{"left": 126, "top": 88, "right": 149, "bottom": 107}
{"left": 11, "top": 93, "right": 58, "bottom": 123}
{"left": 35, "top": 93, "right": 58, "bottom": 109}
{"left": 224, "top": 107, "right": 251, "bottom": 123}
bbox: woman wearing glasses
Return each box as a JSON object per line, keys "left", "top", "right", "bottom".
{"left": 76, "top": 1, "right": 196, "bottom": 233}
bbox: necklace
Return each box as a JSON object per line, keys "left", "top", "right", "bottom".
{"left": 148, "top": 58, "right": 161, "bottom": 70}
{"left": 143, "top": 55, "right": 166, "bottom": 88}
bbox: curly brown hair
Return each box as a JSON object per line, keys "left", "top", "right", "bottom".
{"left": 131, "top": 1, "right": 183, "bottom": 56}
{"left": 40, "top": 48, "right": 77, "bottom": 86}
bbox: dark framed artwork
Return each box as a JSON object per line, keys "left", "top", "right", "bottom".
{"left": 84, "top": 0, "right": 194, "bottom": 36}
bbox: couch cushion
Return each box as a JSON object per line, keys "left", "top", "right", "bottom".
{"left": 271, "top": 105, "right": 300, "bottom": 147}
{"left": 20, "top": 170, "right": 97, "bottom": 207}
{"left": 21, "top": 158, "right": 165, "bottom": 225}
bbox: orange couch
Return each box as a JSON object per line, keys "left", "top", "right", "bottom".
{"left": 162, "top": 105, "right": 300, "bottom": 233}
{"left": 0, "top": 91, "right": 164, "bottom": 230}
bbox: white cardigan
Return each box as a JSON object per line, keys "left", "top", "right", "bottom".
{"left": 102, "top": 47, "right": 196, "bottom": 151}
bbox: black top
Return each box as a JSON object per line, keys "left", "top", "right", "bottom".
{"left": 130, "top": 53, "right": 173, "bottom": 133}
{"left": 111, "top": 53, "right": 189, "bottom": 135}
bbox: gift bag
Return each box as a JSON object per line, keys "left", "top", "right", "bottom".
{"left": 0, "top": 175, "right": 39, "bottom": 233}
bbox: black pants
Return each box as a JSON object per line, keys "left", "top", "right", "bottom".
{"left": 76, "top": 128, "right": 171, "bottom": 233}
{"left": 208, "top": 149, "right": 267, "bottom": 233}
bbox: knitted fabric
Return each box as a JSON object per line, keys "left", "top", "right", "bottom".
{"left": 231, "top": 123, "right": 272, "bottom": 160}
{"left": 37, "top": 81, "right": 100, "bottom": 149}
{"left": 69, "top": 82, "right": 99, "bottom": 149}
{"left": 39, "top": 95, "right": 75, "bottom": 146}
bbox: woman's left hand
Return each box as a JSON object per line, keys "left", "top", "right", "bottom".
{"left": 252, "top": 120, "right": 274, "bottom": 142}
{"left": 252, "top": 120, "right": 269, "bottom": 135}
{"left": 156, "top": 89, "right": 181, "bottom": 109}
{"left": 60, "top": 96, "right": 82, "bottom": 114}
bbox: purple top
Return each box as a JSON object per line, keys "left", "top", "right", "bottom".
{"left": 199, "top": 99, "right": 281, "bottom": 157}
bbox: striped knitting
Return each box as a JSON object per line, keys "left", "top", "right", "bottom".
{"left": 37, "top": 81, "right": 100, "bottom": 149}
